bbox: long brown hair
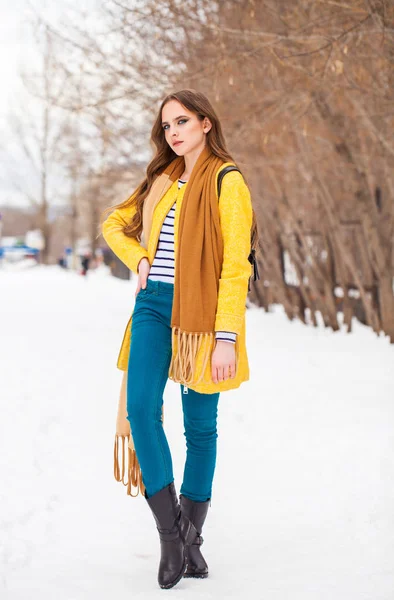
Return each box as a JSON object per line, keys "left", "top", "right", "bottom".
{"left": 100, "top": 89, "right": 259, "bottom": 251}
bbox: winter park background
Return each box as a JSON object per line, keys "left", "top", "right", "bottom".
{"left": 1, "top": 263, "right": 393, "bottom": 599}
{"left": 1, "top": 1, "right": 394, "bottom": 599}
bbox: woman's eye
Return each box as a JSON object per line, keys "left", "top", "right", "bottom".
{"left": 163, "top": 119, "right": 188, "bottom": 131}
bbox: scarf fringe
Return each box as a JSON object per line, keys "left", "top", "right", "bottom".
{"left": 113, "top": 434, "right": 145, "bottom": 498}
{"left": 169, "top": 327, "right": 213, "bottom": 385}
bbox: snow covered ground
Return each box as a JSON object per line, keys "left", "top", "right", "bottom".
{"left": 1, "top": 264, "right": 393, "bottom": 600}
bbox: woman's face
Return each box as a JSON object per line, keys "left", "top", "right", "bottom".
{"left": 161, "top": 100, "right": 212, "bottom": 156}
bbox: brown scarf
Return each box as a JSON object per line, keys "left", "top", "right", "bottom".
{"left": 114, "top": 146, "right": 226, "bottom": 497}
{"left": 168, "top": 146, "right": 225, "bottom": 383}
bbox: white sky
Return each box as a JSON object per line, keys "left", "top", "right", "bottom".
{"left": 0, "top": 0, "right": 29, "bottom": 120}
{"left": 0, "top": 0, "right": 100, "bottom": 208}
{"left": 0, "top": 0, "right": 100, "bottom": 119}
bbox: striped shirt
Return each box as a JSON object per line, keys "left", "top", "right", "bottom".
{"left": 148, "top": 179, "right": 237, "bottom": 344}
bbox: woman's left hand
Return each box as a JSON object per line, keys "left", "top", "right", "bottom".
{"left": 211, "top": 340, "right": 236, "bottom": 384}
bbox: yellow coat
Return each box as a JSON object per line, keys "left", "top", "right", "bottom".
{"left": 102, "top": 162, "right": 253, "bottom": 394}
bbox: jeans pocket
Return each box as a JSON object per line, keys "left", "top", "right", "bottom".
{"left": 136, "top": 286, "right": 153, "bottom": 300}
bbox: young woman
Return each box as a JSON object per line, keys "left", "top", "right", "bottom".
{"left": 101, "top": 89, "right": 258, "bottom": 590}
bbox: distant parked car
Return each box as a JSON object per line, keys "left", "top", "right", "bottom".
{"left": 1, "top": 245, "right": 39, "bottom": 263}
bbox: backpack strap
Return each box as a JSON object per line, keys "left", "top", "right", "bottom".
{"left": 217, "top": 165, "right": 260, "bottom": 291}
{"left": 217, "top": 165, "right": 241, "bottom": 197}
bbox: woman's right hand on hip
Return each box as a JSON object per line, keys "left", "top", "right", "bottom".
{"left": 135, "top": 257, "right": 150, "bottom": 297}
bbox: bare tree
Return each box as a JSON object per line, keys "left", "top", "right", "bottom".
{"left": 14, "top": 0, "right": 393, "bottom": 338}
{"left": 5, "top": 21, "right": 72, "bottom": 263}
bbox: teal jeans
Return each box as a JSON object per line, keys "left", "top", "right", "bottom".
{"left": 126, "top": 278, "right": 220, "bottom": 501}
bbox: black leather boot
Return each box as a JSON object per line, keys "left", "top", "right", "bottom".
{"left": 145, "top": 482, "right": 197, "bottom": 589}
{"left": 179, "top": 494, "right": 210, "bottom": 578}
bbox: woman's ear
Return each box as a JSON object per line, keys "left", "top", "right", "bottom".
{"left": 203, "top": 118, "right": 212, "bottom": 134}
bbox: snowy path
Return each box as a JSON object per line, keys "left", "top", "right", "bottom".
{"left": 1, "top": 265, "right": 393, "bottom": 599}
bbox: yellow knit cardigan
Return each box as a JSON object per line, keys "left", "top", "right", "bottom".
{"left": 102, "top": 162, "right": 253, "bottom": 394}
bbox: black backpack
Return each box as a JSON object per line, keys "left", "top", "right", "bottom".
{"left": 217, "top": 165, "right": 260, "bottom": 291}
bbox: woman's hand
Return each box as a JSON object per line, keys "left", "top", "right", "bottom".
{"left": 211, "top": 340, "right": 236, "bottom": 384}
{"left": 135, "top": 257, "right": 150, "bottom": 297}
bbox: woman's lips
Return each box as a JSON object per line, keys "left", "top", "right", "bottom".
{"left": 173, "top": 141, "right": 183, "bottom": 146}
